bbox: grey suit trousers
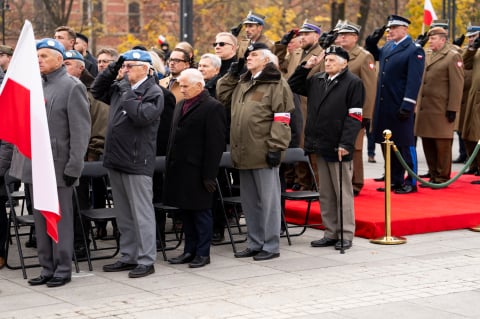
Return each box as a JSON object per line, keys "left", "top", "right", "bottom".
{"left": 31, "top": 184, "right": 74, "bottom": 279}
{"left": 239, "top": 167, "right": 281, "bottom": 254}
{"left": 108, "top": 169, "right": 156, "bottom": 265}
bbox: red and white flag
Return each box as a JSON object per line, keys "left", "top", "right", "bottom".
{"left": 424, "top": 0, "right": 438, "bottom": 26}
{"left": 0, "top": 21, "right": 60, "bottom": 242}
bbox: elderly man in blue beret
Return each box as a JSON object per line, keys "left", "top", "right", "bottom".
{"left": 91, "top": 49, "right": 164, "bottom": 278}
{"left": 13, "top": 38, "right": 91, "bottom": 287}
{"left": 63, "top": 50, "right": 109, "bottom": 257}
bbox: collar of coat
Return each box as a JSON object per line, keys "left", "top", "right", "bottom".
{"left": 80, "top": 68, "right": 95, "bottom": 88}
{"left": 316, "top": 66, "right": 349, "bottom": 83}
{"left": 239, "top": 62, "right": 281, "bottom": 83}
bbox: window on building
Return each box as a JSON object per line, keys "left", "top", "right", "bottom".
{"left": 82, "top": 0, "right": 104, "bottom": 28}
{"left": 128, "top": 2, "right": 141, "bottom": 34}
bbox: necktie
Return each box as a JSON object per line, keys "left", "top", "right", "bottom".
{"left": 168, "top": 78, "right": 176, "bottom": 90}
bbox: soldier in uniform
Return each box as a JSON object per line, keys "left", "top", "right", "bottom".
{"left": 365, "top": 15, "right": 425, "bottom": 194}
{"left": 335, "top": 21, "right": 377, "bottom": 196}
{"left": 277, "top": 20, "right": 324, "bottom": 190}
{"left": 461, "top": 23, "right": 480, "bottom": 179}
{"left": 414, "top": 27, "right": 464, "bottom": 185}
{"left": 237, "top": 11, "right": 274, "bottom": 58}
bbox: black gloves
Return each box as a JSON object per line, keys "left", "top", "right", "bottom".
{"left": 230, "top": 23, "right": 243, "bottom": 37}
{"left": 118, "top": 78, "right": 131, "bottom": 95}
{"left": 361, "top": 118, "right": 371, "bottom": 129}
{"left": 266, "top": 151, "right": 281, "bottom": 168}
{"left": 108, "top": 56, "right": 125, "bottom": 75}
{"left": 453, "top": 34, "right": 465, "bottom": 47}
{"left": 203, "top": 179, "right": 217, "bottom": 193}
{"left": 365, "top": 25, "right": 387, "bottom": 47}
{"left": 397, "top": 108, "right": 411, "bottom": 121}
{"left": 446, "top": 111, "right": 456, "bottom": 123}
{"left": 228, "top": 58, "right": 245, "bottom": 77}
{"left": 280, "top": 29, "right": 297, "bottom": 45}
{"left": 319, "top": 31, "right": 338, "bottom": 49}
{"left": 472, "top": 37, "right": 480, "bottom": 49}
{"left": 63, "top": 174, "right": 77, "bottom": 187}
{"left": 415, "top": 32, "right": 429, "bottom": 47}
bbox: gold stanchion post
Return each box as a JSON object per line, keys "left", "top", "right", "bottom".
{"left": 370, "top": 130, "right": 407, "bottom": 245}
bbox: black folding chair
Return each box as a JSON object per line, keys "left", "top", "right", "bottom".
{"left": 214, "top": 152, "right": 248, "bottom": 253}
{"left": 74, "top": 161, "right": 120, "bottom": 270}
{"left": 281, "top": 148, "right": 322, "bottom": 245}
{"left": 153, "top": 156, "right": 183, "bottom": 261}
{"left": 5, "top": 170, "right": 80, "bottom": 278}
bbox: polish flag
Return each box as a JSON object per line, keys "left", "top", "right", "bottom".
{"left": 424, "top": 0, "right": 438, "bottom": 26}
{"left": 0, "top": 21, "right": 60, "bottom": 242}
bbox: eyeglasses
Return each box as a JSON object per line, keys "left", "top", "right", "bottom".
{"left": 121, "top": 64, "right": 144, "bottom": 69}
{"left": 97, "top": 59, "right": 115, "bottom": 64}
{"left": 212, "top": 42, "right": 234, "bottom": 47}
{"left": 168, "top": 58, "right": 187, "bottom": 64}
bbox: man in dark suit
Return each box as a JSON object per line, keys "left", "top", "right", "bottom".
{"left": 164, "top": 68, "right": 226, "bottom": 268}
{"left": 365, "top": 15, "right": 425, "bottom": 194}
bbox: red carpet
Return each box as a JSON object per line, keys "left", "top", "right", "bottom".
{"left": 285, "top": 174, "right": 480, "bottom": 239}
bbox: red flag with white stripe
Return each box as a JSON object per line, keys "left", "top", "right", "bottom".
{"left": 424, "top": 0, "right": 438, "bottom": 26}
{"left": 0, "top": 21, "right": 60, "bottom": 242}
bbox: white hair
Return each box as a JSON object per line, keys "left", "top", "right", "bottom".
{"left": 148, "top": 51, "right": 166, "bottom": 75}
{"left": 264, "top": 50, "right": 279, "bottom": 67}
{"left": 215, "top": 32, "right": 238, "bottom": 46}
{"left": 200, "top": 53, "right": 221, "bottom": 69}
{"left": 178, "top": 68, "right": 205, "bottom": 87}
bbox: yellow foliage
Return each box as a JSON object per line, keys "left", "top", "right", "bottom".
{"left": 406, "top": 0, "right": 479, "bottom": 38}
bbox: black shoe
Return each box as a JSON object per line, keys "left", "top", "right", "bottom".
{"left": 46, "top": 277, "right": 71, "bottom": 287}
{"left": 25, "top": 239, "right": 37, "bottom": 248}
{"left": 253, "top": 250, "right": 280, "bottom": 261}
{"left": 103, "top": 261, "right": 137, "bottom": 272}
{"left": 373, "top": 176, "right": 385, "bottom": 182}
{"left": 376, "top": 184, "right": 403, "bottom": 192}
{"left": 464, "top": 168, "right": 479, "bottom": 175}
{"left": 471, "top": 180, "right": 480, "bottom": 185}
{"left": 353, "top": 190, "right": 360, "bottom": 196}
{"left": 188, "top": 256, "right": 210, "bottom": 268}
{"left": 453, "top": 156, "right": 467, "bottom": 164}
{"left": 128, "top": 264, "right": 155, "bottom": 278}
{"left": 291, "top": 183, "right": 301, "bottom": 191}
{"left": 28, "top": 275, "right": 53, "bottom": 286}
{"left": 212, "top": 232, "right": 225, "bottom": 243}
{"left": 335, "top": 240, "right": 352, "bottom": 250}
{"left": 311, "top": 237, "right": 337, "bottom": 247}
{"left": 419, "top": 173, "right": 431, "bottom": 178}
{"left": 394, "top": 185, "right": 417, "bottom": 194}
{"left": 234, "top": 248, "right": 260, "bottom": 258}
{"left": 168, "top": 252, "right": 195, "bottom": 264}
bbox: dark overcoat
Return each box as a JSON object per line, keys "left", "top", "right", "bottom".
{"left": 163, "top": 90, "right": 226, "bottom": 210}
{"left": 368, "top": 36, "right": 425, "bottom": 146}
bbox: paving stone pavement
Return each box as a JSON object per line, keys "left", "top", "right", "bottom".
{"left": 1, "top": 136, "right": 479, "bottom": 318}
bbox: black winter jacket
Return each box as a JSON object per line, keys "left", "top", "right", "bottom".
{"left": 288, "top": 65, "right": 365, "bottom": 161}
{"left": 91, "top": 69, "right": 164, "bottom": 176}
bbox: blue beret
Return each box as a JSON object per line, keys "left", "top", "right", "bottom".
{"left": 36, "top": 38, "right": 65, "bottom": 55}
{"left": 122, "top": 49, "right": 152, "bottom": 64}
{"left": 387, "top": 14, "right": 411, "bottom": 27}
{"left": 63, "top": 50, "right": 84, "bottom": 61}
